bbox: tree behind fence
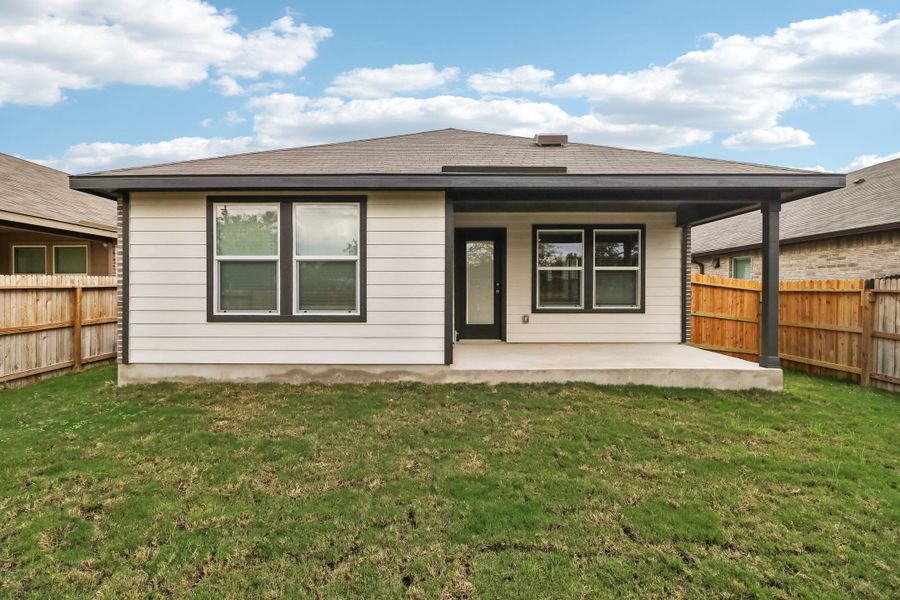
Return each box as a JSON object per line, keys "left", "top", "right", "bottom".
{"left": 0, "top": 274, "right": 117, "bottom": 386}
{"left": 691, "top": 273, "right": 900, "bottom": 392}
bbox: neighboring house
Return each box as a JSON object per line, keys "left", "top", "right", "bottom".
{"left": 0, "top": 153, "right": 116, "bottom": 275}
{"left": 691, "top": 158, "right": 900, "bottom": 280}
{"left": 70, "top": 129, "right": 844, "bottom": 389}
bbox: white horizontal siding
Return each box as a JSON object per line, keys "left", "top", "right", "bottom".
{"left": 129, "top": 350, "right": 445, "bottom": 364}
{"left": 454, "top": 211, "right": 681, "bottom": 343}
{"left": 128, "top": 191, "right": 446, "bottom": 365}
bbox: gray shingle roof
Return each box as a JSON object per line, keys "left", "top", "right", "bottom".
{"left": 0, "top": 153, "right": 116, "bottom": 234}
{"left": 691, "top": 157, "right": 900, "bottom": 255}
{"left": 82, "top": 128, "right": 815, "bottom": 177}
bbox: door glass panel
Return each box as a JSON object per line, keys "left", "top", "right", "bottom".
{"left": 466, "top": 241, "right": 494, "bottom": 325}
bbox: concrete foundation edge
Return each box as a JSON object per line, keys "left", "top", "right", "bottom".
{"left": 119, "top": 363, "right": 783, "bottom": 391}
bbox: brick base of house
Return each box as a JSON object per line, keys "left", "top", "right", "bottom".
{"left": 693, "top": 230, "right": 900, "bottom": 281}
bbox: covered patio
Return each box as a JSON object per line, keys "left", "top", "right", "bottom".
{"left": 449, "top": 342, "right": 782, "bottom": 390}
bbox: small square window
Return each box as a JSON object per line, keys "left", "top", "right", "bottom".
{"left": 54, "top": 246, "right": 88, "bottom": 274}
{"left": 732, "top": 257, "right": 752, "bottom": 280}
{"left": 13, "top": 246, "right": 46, "bottom": 274}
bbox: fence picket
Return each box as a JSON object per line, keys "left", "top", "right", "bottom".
{"left": 0, "top": 274, "right": 117, "bottom": 385}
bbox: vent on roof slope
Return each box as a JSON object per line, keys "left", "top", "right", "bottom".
{"left": 534, "top": 133, "right": 568, "bottom": 147}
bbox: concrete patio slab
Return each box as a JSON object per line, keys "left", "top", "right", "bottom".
{"left": 119, "top": 343, "right": 782, "bottom": 390}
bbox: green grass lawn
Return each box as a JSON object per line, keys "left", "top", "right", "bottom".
{"left": 0, "top": 367, "right": 897, "bottom": 599}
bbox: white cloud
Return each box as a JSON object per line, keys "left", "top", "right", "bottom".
{"left": 722, "top": 126, "right": 814, "bottom": 149}
{"left": 38, "top": 136, "right": 257, "bottom": 173}
{"left": 226, "top": 111, "right": 246, "bottom": 125}
{"left": 468, "top": 65, "right": 555, "bottom": 94}
{"left": 325, "top": 63, "right": 460, "bottom": 98}
{"left": 213, "top": 76, "right": 245, "bottom": 97}
{"left": 40, "top": 92, "right": 711, "bottom": 172}
{"left": 0, "top": 1, "right": 330, "bottom": 106}
{"left": 199, "top": 118, "right": 213, "bottom": 128}
{"left": 29, "top": 10, "right": 900, "bottom": 172}
{"left": 247, "top": 93, "right": 708, "bottom": 149}
{"left": 550, "top": 10, "right": 900, "bottom": 149}
{"left": 841, "top": 151, "right": 900, "bottom": 172}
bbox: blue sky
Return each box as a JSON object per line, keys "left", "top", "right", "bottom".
{"left": 1, "top": 0, "right": 899, "bottom": 173}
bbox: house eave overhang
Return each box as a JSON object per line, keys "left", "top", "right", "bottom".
{"left": 0, "top": 209, "right": 117, "bottom": 240}
{"left": 70, "top": 172, "right": 846, "bottom": 198}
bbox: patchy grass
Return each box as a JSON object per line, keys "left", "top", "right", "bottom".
{"left": 0, "top": 366, "right": 897, "bottom": 598}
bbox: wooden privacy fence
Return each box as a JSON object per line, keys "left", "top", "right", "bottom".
{"left": 0, "top": 275, "right": 117, "bottom": 385}
{"left": 691, "top": 273, "right": 900, "bottom": 392}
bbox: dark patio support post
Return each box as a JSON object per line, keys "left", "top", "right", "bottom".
{"left": 759, "top": 197, "right": 781, "bottom": 368}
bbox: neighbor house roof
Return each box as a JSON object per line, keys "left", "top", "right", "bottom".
{"left": 691, "top": 157, "right": 900, "bottom": 256}
{"left": 0, "top": 152, "right": 116, "bottom": 239}
{"left": 83, "top": 129, "right": 813, "bottom": 177}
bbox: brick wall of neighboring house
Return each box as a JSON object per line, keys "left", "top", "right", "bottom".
{"left": 692, "top": 230, "right": 900, "bottom": 280}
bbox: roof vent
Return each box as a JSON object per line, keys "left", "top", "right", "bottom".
{"left": 534, "top": 133, "right": 568, "bottom": 147}
{"left": 852, "top": 177, "right": 866, "bottom": 185}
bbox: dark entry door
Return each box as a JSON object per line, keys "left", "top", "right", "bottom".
{"left": 455, "top": 228, "right": 505, "bottom": 340}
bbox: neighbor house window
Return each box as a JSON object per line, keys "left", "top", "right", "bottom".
{"left": 53, "top": 245, "right": 88, "bottom": 274}
{"left": 535, "top": 229, "right": 584, "bottom": 308}
{"left": 533, "top": 224, "right": 645, "bottom": 313}
{"left": 731, "top": 256, "right": 751, "bottom": 280}
{"left": 213, "top": 203, "right": 280, "bottom": 314}
{"left": 208, "top": 196, "right": 366, "bottom": 322}
{"left": 12, "top": 245, "right": 46, "bottom": 274}
{"left": 593, "top": 230, "right": 640, "bottom": 308}
{"left": 294, "top": 203, "right": 360, "bottom": 314}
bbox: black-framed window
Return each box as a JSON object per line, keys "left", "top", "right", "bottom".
{"left": 207, "top": 196, "right": 367, "bottom": 322}
{"left": 532, "top": 224, "right": 646, "bottom": 313}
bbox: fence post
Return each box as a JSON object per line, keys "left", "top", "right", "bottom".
{"left": 73, "top": 285, "right": 83, "bottom": 371}
{"left": 859, "top": 289, "right": 875, "bottom": 387}
{"left": 758, "top": 291, "right": 764, "bottom": 358}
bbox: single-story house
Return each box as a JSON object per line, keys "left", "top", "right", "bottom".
{"left": 692, "top": 157, "right": 899, "bottom": 280}
{"left": 70, "top": 129, "right": 844, "bottom": 390}
{"left": 0, "top": 153, "right": 116, "bottom": 276}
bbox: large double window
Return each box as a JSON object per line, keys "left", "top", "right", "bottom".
{"left": 533, "top": 225, "right": 644, "bottom": 312}
{"left": 12, "top": 244, "right": 88, "bottom": 275}
{"left": 210, "top": 197, "right": 365, "bottom": 322}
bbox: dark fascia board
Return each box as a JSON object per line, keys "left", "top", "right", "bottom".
{"left": 70, "top": 172, "right": 846, "bottom": 194}
{"left": 0, "top": 218, "right": 117, "bottom": 242}
{"left": 691, "top": 220, "right": 900, "bottom": 257}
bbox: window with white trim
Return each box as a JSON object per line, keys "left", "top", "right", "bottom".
{"left": 213, "top": 203, "right": 279, "bottom": 314}
{"left": 53, "top": 244, "right": 88, "bottom": 274}
{"left": 12, "top": 245, "right": 47, "bottom": 274}
{"left": 293, "top": 203, "right": 360, "bottom": 314}
{"left": 731, "top": 256, "right": 752, "bottom": 280}
{"left": 535, "top": 229, "right": 584, "bottom": 308}
{"left": 533, "top": 224, "right": 645, "bottom": 313}
{"left": 593, "top": 229, "right": 641, "bottom": 308}
{"left": 208, "top": 196, "right": 366, "bottom": 322}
